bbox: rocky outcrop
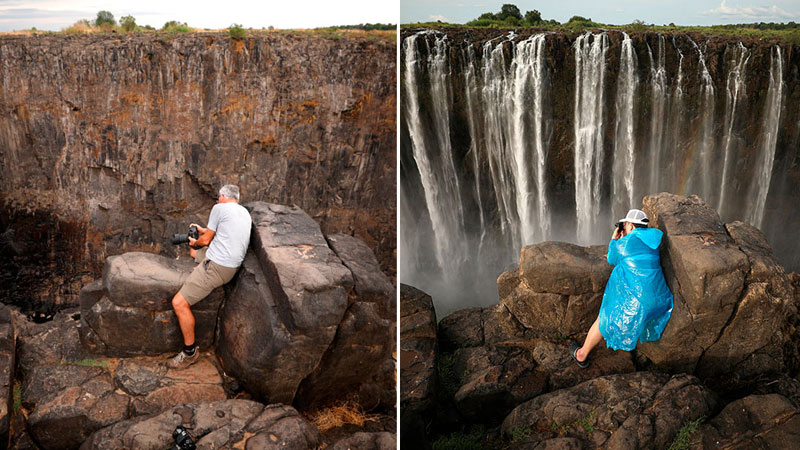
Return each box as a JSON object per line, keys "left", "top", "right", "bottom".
{"left": 79, "top": 253, "right": 224, "bottom": 356}
{"left": 217, "top": 202, "right": 394, "bottom": 407}
{"left": 399, "top": 284, "right": 438, "bottom": 449}
{"left": 690, "top": 394, "right": 800, "bottom": 449}
{"left": 495, "top": 193, "right": 794, "bottom": 385}
{"left": 637, "top": 193, "right": 793, "bottom": 380}
{"left": 0, "top": 32, "right": 396, "bottom": 312}
{"left": 81, "top": 400, "right": 321, "bottom": 450}
{"left": 501, "top": 372, "right": 716, "bottom": 449}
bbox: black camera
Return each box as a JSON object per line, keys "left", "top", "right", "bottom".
{"left": 170, "top": 425, "right": 196, "bottom": 450}
{"left": 171, "top": 226, "right": 199, "bottom": 246}
{"left": 614, "top": 221, "right": 625, "bottom": 235}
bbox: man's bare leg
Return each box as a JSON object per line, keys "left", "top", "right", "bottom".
{"left": 171, "top": 292, "right": 195, "bottom": 346}
{"left": 576, "top": 318, "right": 603, "bottom": 362}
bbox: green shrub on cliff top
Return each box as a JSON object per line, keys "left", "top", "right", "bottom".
{"left": 161, "top": 20, "right": 190, "bottom": 33}
{"left": 229, "top": 24, "right": 247, "bottom": 39}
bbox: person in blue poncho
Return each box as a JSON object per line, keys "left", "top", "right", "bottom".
{"left": 570, "top": 209, "right": 673, "bottom": 368}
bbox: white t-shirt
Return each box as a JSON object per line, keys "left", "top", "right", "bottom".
{"left": 205, "top": 202, "right": 252, "bottom": 268}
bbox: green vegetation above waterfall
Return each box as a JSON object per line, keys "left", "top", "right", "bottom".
{"left": 402, "top": 3, "right": 800, "bottom": 45}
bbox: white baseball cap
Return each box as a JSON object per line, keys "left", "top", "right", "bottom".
{"left": 618, "top": 209, "right": 649, "bottom": 226}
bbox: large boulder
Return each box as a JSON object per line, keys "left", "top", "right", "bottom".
{"left": 638, "top": 194, "right": 793, "bottom": 379}
{"left": 295, "top": 233, "right": 395, "bottom": 410}
{"left": 81, "top": 400, "right": 321, "bottom": 450}
{"left": 330, "top": 432, "right": 396, "bottom": 450}
{"left": 498, "top": 245, "right": 610, "bottom": 341}
{"left": 27, "top": 373, "right": 131, "bottom": 450}
{"left": 501, "top": 372, "right": 716, "bottom": 449}
{"left": 399, "top": 284, "right": 438, "bottom": 450}
{"left": 79, "top": 252, "right": 224, "bottom": 356}
{"left": 216, "top": 202, "right": 355, "bottom": 404}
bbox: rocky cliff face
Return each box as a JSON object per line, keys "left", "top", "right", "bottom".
{"left": 0, "top": 32, "right": 396, "bottom": 310}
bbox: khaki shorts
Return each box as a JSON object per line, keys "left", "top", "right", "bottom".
{"left": 180, "top": 248, "right": 239, "bottom": 305}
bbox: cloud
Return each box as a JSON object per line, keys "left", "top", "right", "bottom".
{"left": 429, "top": 14, "right": 448, "bottom": 22}
{"left": 700, "top": 1, "right": 797, "bottom": 21}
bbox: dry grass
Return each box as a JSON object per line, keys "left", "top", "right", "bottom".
{"left": 310, "top": 401, "right": 380, "bottom": 432}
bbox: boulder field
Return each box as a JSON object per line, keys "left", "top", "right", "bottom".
{"left": 402, "top": 193, "right": 800, "bottom": 449}
{"left": 0, "top": 201, "right": 396, "bottom": 449}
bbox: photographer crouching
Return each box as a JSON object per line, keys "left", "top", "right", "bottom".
{"left": 167, "top": 184, "right": 252, "bottom": 369}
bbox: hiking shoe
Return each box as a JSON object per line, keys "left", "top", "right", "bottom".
{"left": 166, "top": 350, "right": 200, "bottom": 369}
{"left": 569, "top": 341, "right": 590, "bottom": 369}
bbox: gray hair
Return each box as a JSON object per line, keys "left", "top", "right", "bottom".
{"left": 219, "top": 184, "right": 240, "bottom": 201}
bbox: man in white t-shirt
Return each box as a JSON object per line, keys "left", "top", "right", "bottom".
{"left": 167, "top": 184, "right": 252, "bottom": 369}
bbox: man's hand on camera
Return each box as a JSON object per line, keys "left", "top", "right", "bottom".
{"left": 188, "top": 237, "right": 197, "bottom": 247}
{"left": 190, "top": 223, "right": 207, "bottom": 235}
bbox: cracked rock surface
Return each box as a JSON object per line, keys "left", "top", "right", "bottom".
{"left": 81, "top": 400, "right": 321, "bottom": 450}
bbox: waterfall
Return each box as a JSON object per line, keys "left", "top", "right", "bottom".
{"left": 402, "top": 32, "right": 467, "bottom": 283}
{"left": 573, "top": 32, "right": 609, "bottom": 244}
{"left": 479, "top": 34, "right": 550, "bottom": 250}
{"left": 669, "top": 36, "right": 684, "bottom": 194}
{"left": 463, "top": 44, "right": 487, "bottom": 252}
{"left": 648, "top": 35, "right": 668, "bottom": 195}
{"left": 747, "top": 46, "right": 783, "bottom": 228}
{"left": 612, "top": 32, "right": 638, "bottom": 218}
{"left": 400, "top": 29, "right": 797, "bottom": 313}
{"left": 688, "top": 38, "right": 716, "bottom": 202}
{"left": 718, "top": 43, "right": 750, "bottom": 215}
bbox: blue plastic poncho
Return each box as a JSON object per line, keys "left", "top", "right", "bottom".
{"left": 598, "top": 228, "right": 674, "bottom": 351}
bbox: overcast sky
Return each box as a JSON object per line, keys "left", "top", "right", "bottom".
{"left": 0, "top": 0, "right": 399, "bottom": 32}
{"left": 402, "top": 0, "right": 800, "bottom": 26}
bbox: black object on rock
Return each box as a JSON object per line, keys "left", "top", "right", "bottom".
{"left": 569, "top": 341, "right": 589, "bottom": 369}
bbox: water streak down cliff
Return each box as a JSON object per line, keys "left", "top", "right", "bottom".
{"left": 400, "top": 28, "right": 800, "bottom": 313}
{"left": 0, "top": 33, "right": 396, "bottom": 310}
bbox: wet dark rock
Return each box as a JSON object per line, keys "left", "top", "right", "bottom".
{"left": 691, "top": 394, "right": 800, "bottom": 449}
{"left": 502, "top": 372, "right": 716, "bottom": 449}
{"left": 451, "top": 345, "right": 547, "bottom": 423}
{"left": 330, "top": 431, "right": 396, "bottom": 450}
{"left": 81, "top": 400, "right": 321, "bottom": 450}
{"left": 399, "top": 284, "right": 438, "bottom": 449}
{"left": 15, "top": 309, "right": 88, "bottom": 377}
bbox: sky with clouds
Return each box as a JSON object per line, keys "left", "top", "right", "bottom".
{"left": 0, "top": 0, "right": 399, "bottom": 32}
{"left": 402, "top": 0, "right": 800, "bottom": 26}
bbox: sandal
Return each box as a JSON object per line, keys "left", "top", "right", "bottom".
{"left": 569, "top": 341, "right": 590, "bottom": 368}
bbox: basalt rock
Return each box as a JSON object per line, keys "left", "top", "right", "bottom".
{"left": 78, "top": 252, "right": 224, "bottom": 356}
{"left": 689, "top": 394, "right": 800, "bottom": 449}
{"left": 399, "top": 284, "right": 438, "bottom": 450}
{"left": 501, "top": 372, "right": 716, "bottom": 450}
{"left": 217, "top": 202, "right": 395, "bottom": 407}
{"left": 638, "top": 193, "right": 793, "bottom": 381}
{"left": 0, "top": 32, "right": 396, "bottom": 312}
{"left": 497, "top": 246, "right": 610, "bottom": 341}
{"left": 296, "top": 233, "right": 395, "bottom": 410}
{"left": 497, "top": 193, "right": 794, "bottom": 385}
{"left": 330, "top": 432, "right": 397, "bottom": 450}
{"left": 81, "top": 400, "right": 321, "bottom": 450}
